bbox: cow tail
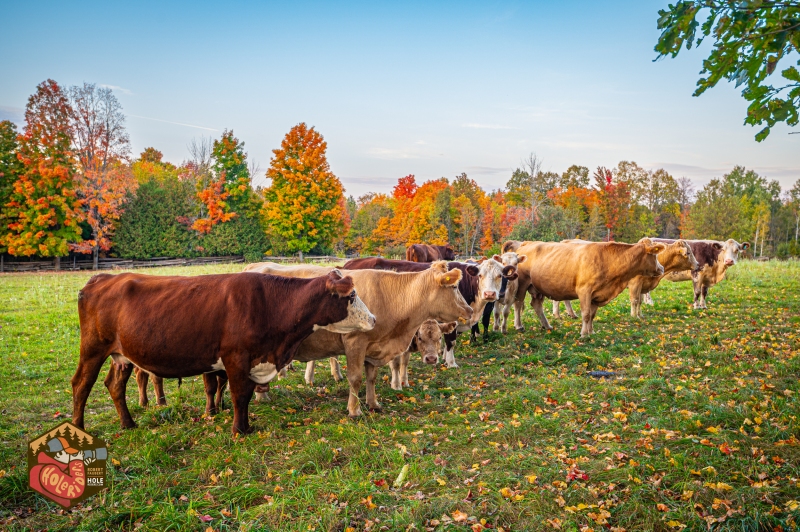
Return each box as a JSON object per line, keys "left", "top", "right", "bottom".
{"left": 178, "top": 377, "right": 183, "bottom": 388}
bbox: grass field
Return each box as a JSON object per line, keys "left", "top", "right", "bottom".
{"left": 1, "top": 260, "right": 799, "bottom": 531}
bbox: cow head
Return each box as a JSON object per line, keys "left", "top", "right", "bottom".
{"left": 675, "top": 240, "right": 699, "bottom": 272}
{"left": 497, "top": 252, "right": 525, "bottom": 298}
{"left": 720, "top": 239, "right": 749, "bottom": 267}
{"left": 429, "top": 261, "right": 473, "bottom": 322}
{"left": 316, "top": 270, "right": 376, "bottom": 333}
{"left": 464, "top": 256, "right": 517, "bottom": 303}
{"left": 442, "top": 245, "right": 456, "bottom": 261}
{"left": 637, "top": 240, "right": 666, "bottom": 277}
{"left": 416, "top": 320, "right": 458, "bottom": 365}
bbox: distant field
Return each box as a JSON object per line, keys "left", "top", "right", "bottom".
{"left": 1, "top": 260, "right": 798, "bottom": 531}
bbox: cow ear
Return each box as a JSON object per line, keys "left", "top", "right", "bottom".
{"left": 741, "top": 242, "right": 750, "bottom": 250}
{"left": 501, "top": 265, "right": 517, "bottom": 278}
{"left": 326, "top": 273, "right": 355, "bottom": 297}
{"left": 492, "top": 254, "right": 502, "bottom": 263}
{"left": 713, "top": 242, "right": 723, "bottom": 250}
{"left": 435, "top": 267, "right": 462, "bottom": 287}
{"left": 466, "top": 264, "right": 480, "bottom": 276}
{"left": 438, "top": 321, "right": 458, "bottom": 334}
{"left": 645, "top": 243, "right": 666, "bottom": 255}
{"left": 516, "top": 255, "right": 527, "bottom": 264}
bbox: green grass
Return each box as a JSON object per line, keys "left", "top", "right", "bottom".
{"left": 1, "top": 260, "right": 799, "bottom": 531}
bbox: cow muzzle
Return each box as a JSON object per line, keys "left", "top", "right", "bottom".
{"left": 483, "top": 291, "right": 497, "bottom": 301}
{"left": 423, "top": 354, "right": 439, "bottom": 365}
{"left": 725, "top": 259, "right": 734, "bottom": 266}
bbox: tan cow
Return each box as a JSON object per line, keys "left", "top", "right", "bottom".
{"left": 656, "top": 239, "right": 749, "bottom": 309}
{"left": 514, "top": 239, "right": 665, "bottom": 336}
{"left": 244, "top": 261, "right": 337, "bottom": 276}
{"left": 492, "top": 252, "right": 527, "bottom": 333}
{"left": 388, "top": 319, "right": 457, "bottom": 391}
{"left": 255, "top": 262, "right": 473, "bottom": 416}
{"left": 628, "top": 239, "right": 698, "bottom": 318}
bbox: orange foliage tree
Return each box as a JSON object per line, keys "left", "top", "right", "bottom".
{"left": 263, "top": 123, "right": 345, "bottom": 256}
{"left": 2, "top": 80, "right": 82, "bottom": 261}
{"left": 68, "top": 83, "right": 136, "bottom": 268}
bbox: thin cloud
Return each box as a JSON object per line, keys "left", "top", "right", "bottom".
{"left": 461, "top": 123, "right": 516, "bottom": 130}
{"left": 100, "top": 84, "right": 133, "bottom": 95}
{"left": 367, "top": 147, "right": 419, "bottom": 160}
{"left": 127, "top": 114, "right": 218, "bottom": 132}
{"left": 464, "top": 166, "right": 512, "bottom": 175}
{"left": 0, "top": 106, "right": 24, "bottom": 125}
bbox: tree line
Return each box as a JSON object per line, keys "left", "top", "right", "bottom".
{"left": 1, "top": 79, "right": 799, "bottom": 267}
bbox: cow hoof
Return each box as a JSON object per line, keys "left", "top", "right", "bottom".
{"left": 121, "top": 420, "right": 137, "bottom": 430}
{"left": 157, "top": 399, "right": 167, "bottom": 406}
{"left": 348, "top": 411, "right": 363, "bottom": 419}
{"left": 446, "top": 362, "right": 459, "bottom": 369}
{"left": 305, "top": 380, "right": 314, "bottom": 387}
{"left": 139, "top": 400, "right": 148, "bottom": 408}
{"left": 515, "top": 327, "right": 525, "bottom": 332}
{"left": 368, "top": 404, "right": 383, "bottom": 413}
{"left": 232, "top": 425, "right": 255, "bottom": 435}
{"left": 390, "top": 384, "right": 402, "bottom": 391}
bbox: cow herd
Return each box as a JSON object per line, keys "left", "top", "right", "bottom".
{"left": 70, "top": 237, "right": 749, "bottom": 435}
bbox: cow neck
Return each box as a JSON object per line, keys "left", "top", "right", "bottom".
{"left": 657, "top": 246, "right": 685, "bottom": 274}
{"left": 273, "top": 278, "right": 336, "bottom": 367}
{"left": 612, "top": 243, "right": 654, "bottom": 285}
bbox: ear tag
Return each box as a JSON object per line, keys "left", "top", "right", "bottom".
{"left": 445, "top": 276, "right": 450, "bottom": 281}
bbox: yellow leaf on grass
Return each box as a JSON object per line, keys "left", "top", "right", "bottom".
{"left": 111, "top": 458, "right": 121, "bottom": 466}
{"left": 452, "top": 509, "right": 468, "bottom": 522}
{"left": 526, "top": 474, "right": 538, "bottom": 483}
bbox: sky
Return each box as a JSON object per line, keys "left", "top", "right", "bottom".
{"left": 1, "top": 0, "right": 797, "bottom": 198}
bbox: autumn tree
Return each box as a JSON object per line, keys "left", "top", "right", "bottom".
{"left": 0, "top": 120, "right": 24, "bottom": 252}
{"left": 263, "top": 123, "right": 345, "bottom": 257}
{"left": 594, "top": 166, "right": 630, "bottom": 241}
{"left": 211, "top": 129, "right": 252, "bottom": 208}
{"left": 2, "top": 80, "right": 82, "bottom": 264}
{"left": 68, "top": 83, "right": 136, "bottom": 269}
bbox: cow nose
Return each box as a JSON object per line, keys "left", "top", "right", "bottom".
{"left": 725, "top": 259, "right": 734, "bottom": 266}
{"left": 483, "top": 291, "right": 497, "bottom": 301}
{"left": 424, "top": 355, "right": 438, "bottom": 365}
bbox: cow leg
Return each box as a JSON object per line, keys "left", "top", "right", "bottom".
{"left": 304, "top": 361, "right": 316, "bottom": 386}
{"left": 71, "top": 349, "right": 111, "bottom": 430}
{"left": 643, "top": 292, "right": 654, "bottom": 306}
{"left": 227, "top": 370, "right": 257, "bottom": 435}
{"left": 700, "top": 285, "right": 709, "bottom": 309}
{"left": 277, "top": 365, "right": 289, "bottom": 380}
{"left": 588, "top": 304, "right": 599, "bottom": 334}
{"left": 330, "top": 357, "right": 343, "bottom": 382}
{"left": 691, "top": 277, "right": 702, "bottom": 309}
{"left": 493, "top": 303, "right": 502, "bottom": 332}
{"left": 203, "top": 373, "right": 220, "bottom": 416}
{"left": 578, "top": 293, "right": 594, "bottom": 337}
{"left": 389, "top": 356, "right": 403, "bottom": 391}
{"left": 530, "top": 295, "right": 553, "bottom": 331}
{"left": 443, "top": 331, "right": 458, "bottom": 368}
{"left": 470, "top": 323, "right": 479, "bottom": 343}
{"left": 152, "top": 374, "right": 166, "bottom": 406}
{"left": 482, "top": 303, "right": 492, "bottom": 342}
{"left": 400, "top": 352, "right": 411, "bottom": 387}
{"left": 345, "top": 359, "right": 364, "bottom": 417}
{"left": 629, "top": 282, "right": 642, "bottom": 318}
{"left": 364, "top": 362, "right": 382, "bottom": 412}
{"left": 216, "top": 373, "right": 227, "bottom": 410}
{"left": 552, "top": 300, "right": 561, "bottom": 319}
{"left": 501, "top": 302, "right": 512, "bottom": 333}
{"left": 104, "top": 362, "right": 136, "bottom": 429}
{"left": 564, "top": 301, "right": 578, "bottom": 318}
{"left": 135, "top": 367, "right": 150, "bottom": 407}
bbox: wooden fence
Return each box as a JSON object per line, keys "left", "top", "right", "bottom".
{"left": 0, "top": 254, "right": 353, "bottom": 273}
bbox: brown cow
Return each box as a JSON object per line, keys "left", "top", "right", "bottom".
{"left": 406, "top": 244, "right": 456, "bottom": 262}
{"left": 72, "top": 270, "right": 375, "bottom": 434}
{"left": 655, "top": 238, "right": 749, "bottom": 309}
{"left": 388, "top": 319, "right": 458, "bottom": 390}
{"left": 514, "top": 239, "right": 666, "bottom": 336}
{"left": 628, "top": 239, "right": 698, "bottom": 318}
{"left": 256, "top": 262, "right": 473, "bottom": 416}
